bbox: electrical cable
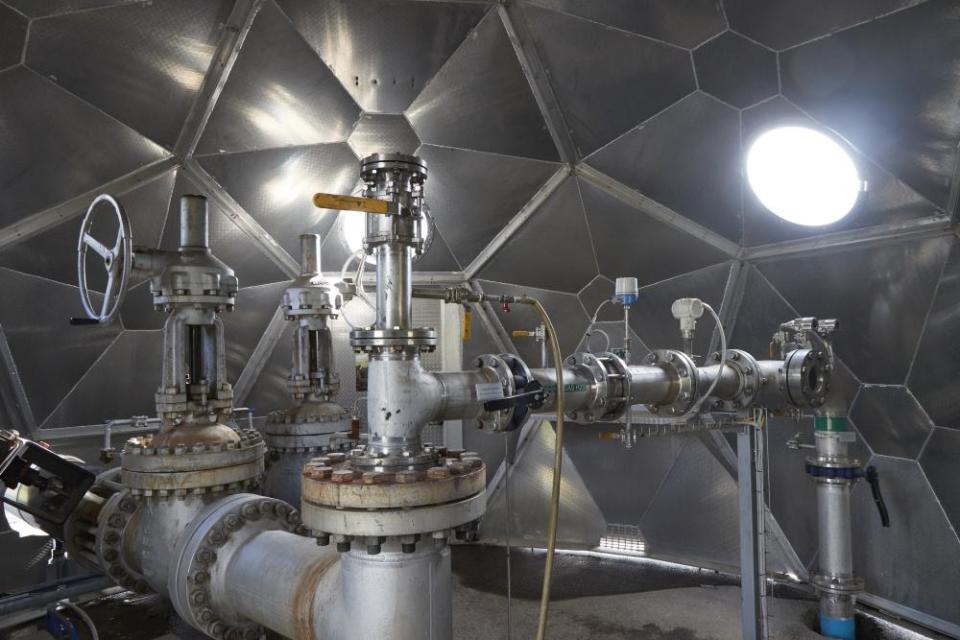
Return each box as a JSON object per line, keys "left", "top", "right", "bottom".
{"left": 520, "top": 298, "right": 564, "bottom": 640}
{"left": 679, "top": 302, "right": 727, "bottom": 420}
{"left": 61, "top": 600, "right": 99, "bottom": 640}
{"left": 589, "top": 299, "right": 612, "bottom": 324}
{"left": 584, "top": 328, "right": 611, "bottom": 353}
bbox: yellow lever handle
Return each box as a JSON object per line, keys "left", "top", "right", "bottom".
{"left": 512, "top": 330, "right": 535, "bottom": 338}
{"left": 312, "top": 193, "right": 390, "bottom": 214}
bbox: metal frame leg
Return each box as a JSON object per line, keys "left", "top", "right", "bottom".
{"left": 738, "top": 422, "right": 769, "bottom": 640}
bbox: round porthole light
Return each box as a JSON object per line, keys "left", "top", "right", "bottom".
{"left": 746, "top": 126, "right": 862, "bottom": 226}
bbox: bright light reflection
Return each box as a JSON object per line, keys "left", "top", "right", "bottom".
{"left": 746, "top": 126, "right": 862, "bottom": 226}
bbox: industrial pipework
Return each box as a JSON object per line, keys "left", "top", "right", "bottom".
{"left": 9, "top": 161, "right": 848, "bottom": 640}
{"left": 261, "top": 234, "right": 353, "bottom": 505}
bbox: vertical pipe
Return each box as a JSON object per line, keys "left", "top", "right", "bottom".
{"left": 375, "top": 243, "right": 412, "bottom": 329}
{"left": 179, "top": 195, "right": 209, "bottom": 249}
{"left": 737, "top": 423, "right": 768, "bottom": 640}
{"left": 300, "top": 233, "right": 321, "bottom": 276}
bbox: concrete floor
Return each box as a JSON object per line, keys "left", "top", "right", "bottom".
{"left": 0, "top": 545, "right": 940, "bottom": 640}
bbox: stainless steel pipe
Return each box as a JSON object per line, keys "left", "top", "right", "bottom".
{"left": 179, "top": 195, "right": 209, "bottom": 249}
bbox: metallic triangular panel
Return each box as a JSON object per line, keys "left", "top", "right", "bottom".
{"left": 638, "top": 437, "right": 740, "bottom": 568}
{"left": 276, "top": 0, "right": 488, "bottom": 114}
{"left": 0, "top": 4, "right": 26, "bottom": 70}
{"left": 781, "top": 1, "right": 960, "bottom": 209}
{"left": 527, "top": 0, "right": 725, "bottom": 49}
{"left": 852, "top": 456, "right": 960, "bottom": 624}
{"left": 197, "top": 0, "right": 361, "bottom": 155}
{"left": 26, "top": 0, "right": 234, "bottom": 149}
{"left": 2, "top": 0, "right": 146, "bottom": 18}
{"left": 524, "top": 4, "right": 696, "bottom": 157}
{"left": 919, "top": 427, "right": 960, "bottom": 536}
{"left": 244, "top": 322, "right": 292, "bottom": 418}
{"left": 0, "top": 169, "right": 176, "bottom": 288}
{"left": 587, "top": 93, "right": 741, "bottom": 242}
{"left": 198, "top": 143, "right": 357, "bottom": 258}
{"left": 757, "top": 235, "right": 952, "bottom": 385}
{"left": 221, "top": 281, "right": 287, "bottom": 383}
{"left": 742, "top": 97, "right": 943, "bottom": 247}
{"left": 578, "top": 276, "right": 619, "bottom": 322}
{"left": 693, "top": 32, "right": 778, "bottom": 109}
{"left": 724, "top": 0, "right": 926, "bottom": 50}
{"left": 40, "top": 330, "right": 163, "bottom": 429}
{"left": 580, "top": 178, "right": 730, "bottom": 290}
{"left": 478, "top": 177, "right": 597, "bottom": 293}
{"left": 413, "top": 227, "right": 461, "bottom": 272}
{"left": 158, "top": 172, "right": 288, "bottom": 288}
{"left": 119, "top": 281, "right": 167, "bottom": 331}
{"left": 475, "top": 280, "right": 589, "bottom": 366}
{"left": 850, "top": 386, "right": 933, "bottom": 459}
{"left": 480, "top": 420, "right": 607, "bottom": 548}
{"left": 407, "top": 10, "right": 558, "bottom": 161}
{"left": 417, "top": 145, "right": 560, "bottom": 267}
{"left": 908, "top": 238, "right": 960, "bottom": 430}
{"left": 0, "top": 66, "right": 166, "bottom": 226}
{"left": 627, "top": 262, "right": 731, "bottom": 358}
{"left": 0, "top": 267, "right": 120, "bottom": 425}
{"left": 563, "top": 425, "right": 681, "bottom": 527}
{"left": 347, "top": 114, "right": 420, "bottom": 159}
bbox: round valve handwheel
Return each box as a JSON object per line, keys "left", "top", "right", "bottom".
{"left": 77, "top": 194, "right": 133, "bottom": 324}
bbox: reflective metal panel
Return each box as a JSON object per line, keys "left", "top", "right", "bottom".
{"left": 197, "top": 1, "right": 361, "bottom": 155}
{"left": 27, "top": 0, "right": 234, "bottom": 148}
{"left": 908, "top": 239, "right": 960, "bottom": 429}
{"left": 628, "top": 262, "right": 731, "bottom": 357}
{"left": 725, "top": 0, "right": 926, "bottom": 50}
{"left": 0, "top": 4, "right": 26, "bottom": 70}
{"left": 850, "top": 386, "right": 933, "bottom": 459}
{"left": 277, "top": 0, "right": 487, "bottom": 114}
{"left": 198, "top": 143, "right": 357, "bottom": 258}
{"left": 639, "top": 438, "right": 740, "bottom": 568}
{"left": 0, "top": 67, "right": 166, "bottom": 226}
{"left": 413, "top": 228, "right": 460, "bottom": 272}
{"left": 478, "top": 177, "right": 597, "bottom": 293}
{"left": 158, "top": 172, "right": 288, "bottom": 287}
{"left": 527, "top": 0, "right": 724, "bottom": 48}
{"left": 781, "top": 1, "right": 960, "bottom": 209}
{"left": 475, "top": 280, "right": 589, "bottom": 366}
{"left": 919, "top": 427, "right": 960, "bottom": 536}
{"left": 742, "top": 102, "right": 943, "bottom": 247}
{"left": 243, "top": 323, "right": 292, "bottom": 418}
{"left": 347, "top": 114, "right": 420, "bottom": 159}
{"left": 693, "top": 32, "right": 777, "bottom": 109}
{"left": 417, "top": 145, "right": 560, "bottom": 267}
{"left": 580, "top": 178, "right": 730, "bottom": 289}
{"left": 480, "top": 420, "right": 607, "bottom": 548}
{"left": 587, "top": 93, "right": 741, "bottom": 241}
{"left": 119, "top": 281, "right": 166, "bottom": 331}
{"left": 524, "top": 4, "right": 695, "bottom": 158}
{"left": 40, "top": 330, "right": 163, "bottom": 429}
{"left": 578, "top": 276, "right": 621, "bottom": 323}
{"left": 221, "top": 282, "right": 288, "bottom": 382}
{"left": 3, "top": 0, "right": 146, "bottom": 18}
{"left": 757, "top": 236, "right": 952, "bottom": 385}
{"left": 764, "top": 414, "right": 820, "bottom": 568}
{"left": 0, "top": 169, "right": 175, "bottom": 288}
{"left": 0, "top": 267, "right": 120, "bottom": 424}
{"left": 407, "top": 9, "right": 558, "bottom": 161}
{"left": 851, "top": 456, "right": 960, "bottom": 624}
{"left": 565, "top": 425, "right": 681, "bottom": 526}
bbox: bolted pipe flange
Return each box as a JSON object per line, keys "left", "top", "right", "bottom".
{"left": 782, "top": 348, "right": 831, "bottom": 408}
{"left": 709, "top": 349, "right": 760, "bottom": 412}
{"left": 169, "top": 494, "right": 306, "bottom": 639}
{"left": 93, "top": 491, "right": 150, "bottom": 593}
{"left": 645, "top": 349, "right": 699, "bottom": 416}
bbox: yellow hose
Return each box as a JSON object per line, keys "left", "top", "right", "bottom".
{"left": 521, "top": 298, "right": 564, "bottom": 640}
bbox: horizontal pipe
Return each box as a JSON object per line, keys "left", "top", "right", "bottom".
{"left": 222, "top": 530, "right": 341, "bottom": 639}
